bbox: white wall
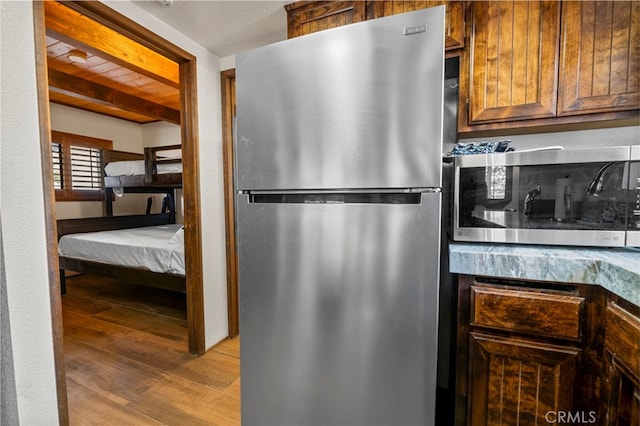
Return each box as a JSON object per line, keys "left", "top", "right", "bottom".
{"left": 105, "top": 0, "right": 229, "bottom": 348}
{"left": 142, "top": 120, "right": 181, "bottom": 148}
{"left": 0, "top": 1, "right": 60, "bottom": 423}
{"left": 50, "top": 103, "right": 143, "bottom": 151}
{"left": 220, "top": 54, "right": 236, "bottom": 71}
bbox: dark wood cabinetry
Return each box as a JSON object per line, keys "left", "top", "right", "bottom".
{"left": 558, "top": 1, "right": 640, "bottom": 116}
{"left": 461, "top": 1, "right": 560, "bottom": 126}
{"left": 368, "top": 1, "right": 464, "bottom": 50}
{"left": 285, "top": 1, "right": 465, "bottom": 51}
{"left": 456, "top": 275, "right": 640, "bottom": 425}
{"left": 285, "top": 1, "right": 366, "bottom": 38}
{"left": 603, "top": 297, "right": 640, "bottom": 426}
{"left": 467, "top": 333, "right": 579, "bottom": 425}
{"left": 459, "top": 0, "right": 639, "bottom": 133}
{"left": 455, "top": 276, "right": 604, "bottom": 425}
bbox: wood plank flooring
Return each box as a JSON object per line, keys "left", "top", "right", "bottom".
{"left": 62, "top": 274, "right": 240, "bottom": 425}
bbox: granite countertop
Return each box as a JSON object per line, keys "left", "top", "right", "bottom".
{"left": 449, "top": 242, "right": 640, "bottom": 306}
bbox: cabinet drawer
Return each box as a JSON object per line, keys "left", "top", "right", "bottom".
{"left": 471, "top": 286, "right": 584, "bottom": 340}
{"left": 605, "top": 301, "right": 640, "bottom": 379}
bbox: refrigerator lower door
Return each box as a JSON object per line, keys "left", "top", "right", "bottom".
{"left": 238, "top": 192, "right": 441, "bottom": 426}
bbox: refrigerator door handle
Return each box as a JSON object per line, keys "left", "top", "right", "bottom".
{"left": 243, "top": 191, "right": 440, "bottom": 205}
{"left": 238, "top": 187, "right": 441, "bottom": 195}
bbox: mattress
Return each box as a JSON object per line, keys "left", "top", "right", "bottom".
{"left": 104, "top": 160, "right": 182, "bottom": 176}
{"left": 58, "top": 224, "right": 185, "bottom": 275}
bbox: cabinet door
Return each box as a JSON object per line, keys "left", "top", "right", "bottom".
{"left": 559, "top": 1, "right": 640, "bottom": 115}
{"left": 603, "top": 352, "right": 640, "bottom": 426}
{"left": 369, "top": 1, "right": 465, "bottom": 50}
{"left": 467, "top": 332, "right": 579, "bottom": 426}
{"left": 604, "top": 300, "right": 640, "bottom": 426}
{"left": 465, "top": 1, "right": 560, "bottom": 124}
{"left": 285, "top": 1, "right": 366, "bottom": 38}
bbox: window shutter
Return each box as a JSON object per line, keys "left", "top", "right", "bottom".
{"left": 50, "top": 131, "right": 112, "bottom": 201}
{"left": 52, "top": 142, "right": 63, "bottom": 190}
{"left": 70, "top": 146, "right": 102, "bottom": 190}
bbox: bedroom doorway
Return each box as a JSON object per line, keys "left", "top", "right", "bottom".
{"left": 34, "top": 2, "right": 205, "bottom": 422}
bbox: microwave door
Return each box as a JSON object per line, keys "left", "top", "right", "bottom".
{"left": 627, "top": 146, "right": 640, "bottom": 247}
{"left": 453, "top": 146, "right": 631, "bottom": 247}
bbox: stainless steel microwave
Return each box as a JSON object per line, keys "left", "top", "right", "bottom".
{"left": 452, "top": 145, "right": 639, "bottom": 247}
{"left": 627, "top": 145, "right": 640, "bottom": 247}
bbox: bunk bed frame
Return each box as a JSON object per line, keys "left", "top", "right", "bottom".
{"left": 101, "top": 145, "right": 181, "bottom": 220}
{"left": 58, "top": 146, "right": 185, "bottom": 294}
{"left": 57, "top": 213, "right": 186, "bottom": 294}
{"left": 102, "top": 144, "right": 182, "bottom": 188}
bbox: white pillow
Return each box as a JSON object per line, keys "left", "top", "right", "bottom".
{"left": 169, "top": 226, "right": 184, "bottom": 244}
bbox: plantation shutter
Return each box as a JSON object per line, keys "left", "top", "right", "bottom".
{"left": 70, "top": 146, "right": 102, "bottom": 190}
{"left": 51, "top": 131, "right": 112, "bottom": 201}
{"left": 51, "top": 142, "right": 63, "bottom": 190}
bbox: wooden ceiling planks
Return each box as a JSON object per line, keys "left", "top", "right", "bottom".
{"left": 44, "top": 1, "right": 181, "bottom": 124}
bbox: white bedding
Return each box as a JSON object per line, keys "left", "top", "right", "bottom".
{"left": 58, "top": 224, "right": 185, "bottom": 276}
{"left": 104, "top": 160, "right": 182, "bottom": 176}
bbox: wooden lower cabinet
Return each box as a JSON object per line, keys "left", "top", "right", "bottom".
{"left": 468, "top": 332, "right": 579, "bottom": 425}
{"left": 455, "top": 275, "right": 604, "bottom": 425}
{"left": 603, "top": 298, "right": 640, "bottom": 426}
{"left": 603, "top": 354, "right": 640, "bottom": 426}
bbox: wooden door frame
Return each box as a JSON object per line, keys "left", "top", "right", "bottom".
{"left": 34, "top": 1, "right": 206, "bottom": 422}
{"left": 33, "top": 4, "right": 69, "bottom": 423}
{"left": 221, "top": 69, "right": 239, "bottom": 337}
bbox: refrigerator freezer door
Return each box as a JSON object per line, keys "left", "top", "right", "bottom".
{"left": 236, "top": 7, "right": 445, "bottom": 191}
{"left": 237, "top": 193, "right": 442, "bottom": 426}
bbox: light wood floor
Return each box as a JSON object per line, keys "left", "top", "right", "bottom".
{"left": 61, "top": 274, "right": 240, "bottom": 425}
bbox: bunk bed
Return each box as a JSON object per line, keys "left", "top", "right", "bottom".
{"left": 57, "top": 145, "right": 185, "bottom": 294}
{"left": 102, "top": 145, "right": 182, "bottom": 220}
{"left": 57, "top": 213, "right": 186, "bottom": 293}
{"left": 103, "top": 144, "right": 182, "bottom": 188}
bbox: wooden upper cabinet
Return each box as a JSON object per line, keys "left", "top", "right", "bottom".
{"left": 286, "top": 1, "right": 464, "bottom": 51}
{"left": 285, "top": 1, "right": 367, "bottom": 38}
{"left": 558, "top": 1, "right": 640, "bottom": 115}
{"left": 460, "top": 0, "right": 638, "bottom": 133}
{"left": 369, "top": 1, "right": 465, "bottom": 50}
{"left": 465, "top": 1, "right": 561, "bottom": 125}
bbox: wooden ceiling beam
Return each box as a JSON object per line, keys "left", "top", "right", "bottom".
{"left": 48, "top": 69, "right": 181, "bottom": 125}
{"left": 49, "top": 96, "right": 157, "bottom": 124}
{"left": 44, "top": 1, "right": 180, "bottom": 88}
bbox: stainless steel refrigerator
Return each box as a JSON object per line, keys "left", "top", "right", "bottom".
{"left": 235, "top": 7, "right": 445, "bottom": 425}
